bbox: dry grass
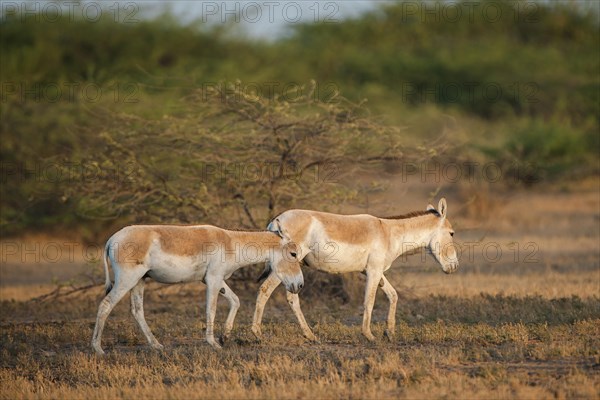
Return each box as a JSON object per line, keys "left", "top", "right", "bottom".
{"left": 1, "top": 181, "right": 599, "bottom": 399}
{"left": 391, "top": 271, "right": 600, "bottom": 299}
{"left": 1, "top": 275, "right": 599, "bottom": 400}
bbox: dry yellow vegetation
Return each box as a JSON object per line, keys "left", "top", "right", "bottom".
{"left": 1, "top": 282, "right": 599, "bottom": 399}
{"left": 1, "top": 183, "right": 599, "bottom": 399}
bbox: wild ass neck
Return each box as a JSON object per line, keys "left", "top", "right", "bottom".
{"left": 221, "top": 230, "right": 282, "bottom": 266}
{"left": 382, "top": 213, "right": 440, "bottom": 259}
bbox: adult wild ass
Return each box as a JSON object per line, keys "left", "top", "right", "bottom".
{"left": 252, "top": 198, "right": 458, "bottom": 342}
{"left": 91, "top": 225, "right": 303, "bottom": 355}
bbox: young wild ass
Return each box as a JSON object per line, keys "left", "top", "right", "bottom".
{"left": 252, "top": 198, "right": 458, "bottom": 342}
{"left": 91, "top": 225, "right": 303, "bottom": 355}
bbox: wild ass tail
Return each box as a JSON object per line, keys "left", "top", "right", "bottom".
{"left": 103, "top": 242, "right": 113, "bottom": 295}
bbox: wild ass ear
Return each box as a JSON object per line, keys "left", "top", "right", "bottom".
{"left": 267, "top": 218, "right": 293, "bottom": 243}
{"left": 438, "top": 198, "right": 447, "bottom": 218}
{"left": 268, "top": 218, "right": 284, "bottom": 238}
{"left": 426, "top": 204, "right": 436, "bottom": 211}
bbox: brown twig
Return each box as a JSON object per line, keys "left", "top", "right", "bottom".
{"left": 29, "top": 282, "right": 103, "bottom": 303}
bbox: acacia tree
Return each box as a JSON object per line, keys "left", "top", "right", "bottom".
{"left": 68, "top": 81, "right": 435, "bottom": 230}
{"left": 57, "top": 81, "right": 444, "bottom": 295}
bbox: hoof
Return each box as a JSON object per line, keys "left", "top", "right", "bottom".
{"left": 384, "top": 330, "right": 395, "bottom": 341}
{"left": 150, "top": 343, "right": 164, "bottom": 351}
{"left": 364, "top": 333, "right": 376, "bottom": 342}
{"left": 207, "top": 339, "right": 222, "bottom": 350}
{"left": 92, "top": 346, "right": 105, "bottom": 356}
{"left": 304, "top": 332, "right": 319, "bottom": 342}
{"left": 251, "top": 326, "right": 263, "bottom": 340}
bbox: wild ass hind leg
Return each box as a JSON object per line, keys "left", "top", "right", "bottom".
{"left": 130, "top": 279, "right": 164, "bottom": 351}
{"left": 285, "top": 292, "right": 318, "bottom": 341}
{"left": 379, "top": 275, "right": 398, "bottom": 340}
{"left": 362, "top": 268, "right": 384, "bottom": 342}
{"left": 251, "top": 272, "right": 281, "bottom": 339}
{"left": 205, "top": 276, "right": 223, "bottom": 349}
{"left": 218, "top": 282, "right": 240, "bottom": 345}
{"left": 91, "top": 268, "right": 146, "bottom": 355}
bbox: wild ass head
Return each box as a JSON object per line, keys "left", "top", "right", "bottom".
{"left": 426, "top": 198, "right": 459, "bottom": 274}
{"left": 269, "top": 241, "right": 304, "bottom": 294}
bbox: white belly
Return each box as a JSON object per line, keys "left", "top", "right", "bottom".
{"left": 305, "top": 243, "right": 370, "bottom": 274}
{"left": 146, "top": 251, "right": 208, "bottom": 284}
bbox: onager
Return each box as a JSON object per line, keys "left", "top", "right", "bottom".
{"left": 252, "top": 198, "right": 458, "bottom": 342}
{"left": 91, "top": 225, "right": 303, "bottom": 355}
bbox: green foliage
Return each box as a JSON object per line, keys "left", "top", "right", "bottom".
{"left": 65, "top": 83, "right": 422, "bottom": 229}
{"left": 504, "top": 120, "right": 589, "bottom": 175}
{"left": 286, "top": 0, "right": 599, "bottom": 121}
{"left": 0, "top": 10, "right": 230, "bottom": 84}
{"left": 478, "top": 119, "right": 596, "bottom": 184}
{"left": 1, "top": 1, "right": 598, "bottom": 236}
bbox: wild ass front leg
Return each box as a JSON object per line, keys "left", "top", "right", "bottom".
{"left": 205, "top": 278, "right": 222, "bottom": 349}
{"left": 130, "top": 279, "right": 164, "bottom": 351}
{"left": 362, "top": 269, "right": 383, "bottom": 342}
{"left": 285, "top": 292, "right": 318, "bottom": 341}
{"left": 218, "top": 282, "right": 240, "bottom": 344}
{"left": 251, "top": 272, "right": 282, "bottom": 339}
{"left": 379, "top": 275, "right": 398, "bottom": 340}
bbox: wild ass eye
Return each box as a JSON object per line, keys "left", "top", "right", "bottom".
{"left": 290, "top": 252, "right": 297, "bottom": 258}
{"left": 450, "top": 232, "right": 454, "bottom": 237}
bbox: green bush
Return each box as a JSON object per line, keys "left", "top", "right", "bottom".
{"left": 486, "top": 119, "right": 594, "bottom": 185}
{"left": 1, "top": 1, "right": 598, "bottom": 236}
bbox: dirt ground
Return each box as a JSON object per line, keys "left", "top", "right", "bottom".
{"left": 1, "top": 176, "right": 599, "bottom": 399}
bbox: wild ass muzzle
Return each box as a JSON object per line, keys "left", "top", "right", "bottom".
{"left": 252, "top": 198, "right": 458, "bottom": 342}
{"left": 91, "top": 225, "right": 303, "bottom": 355}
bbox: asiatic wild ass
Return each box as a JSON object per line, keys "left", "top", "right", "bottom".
{"left": 251, "top": 198, "right": 458, "bottom": 341}
{"left": 91, "top": 225, "right": 303, "bottom": 355}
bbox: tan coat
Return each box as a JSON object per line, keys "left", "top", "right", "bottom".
{"left": 252, "top": 198, "right": 458, "bottom": 341}
{"left": 92, "top": 225, "right": 303, "bottom": 355}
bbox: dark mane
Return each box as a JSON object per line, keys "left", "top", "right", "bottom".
{"left": 380, "top": 209, "right": 440, "bottom": 220}
{"left": 224, "top": 227, "right": 265, "bottom": 232}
